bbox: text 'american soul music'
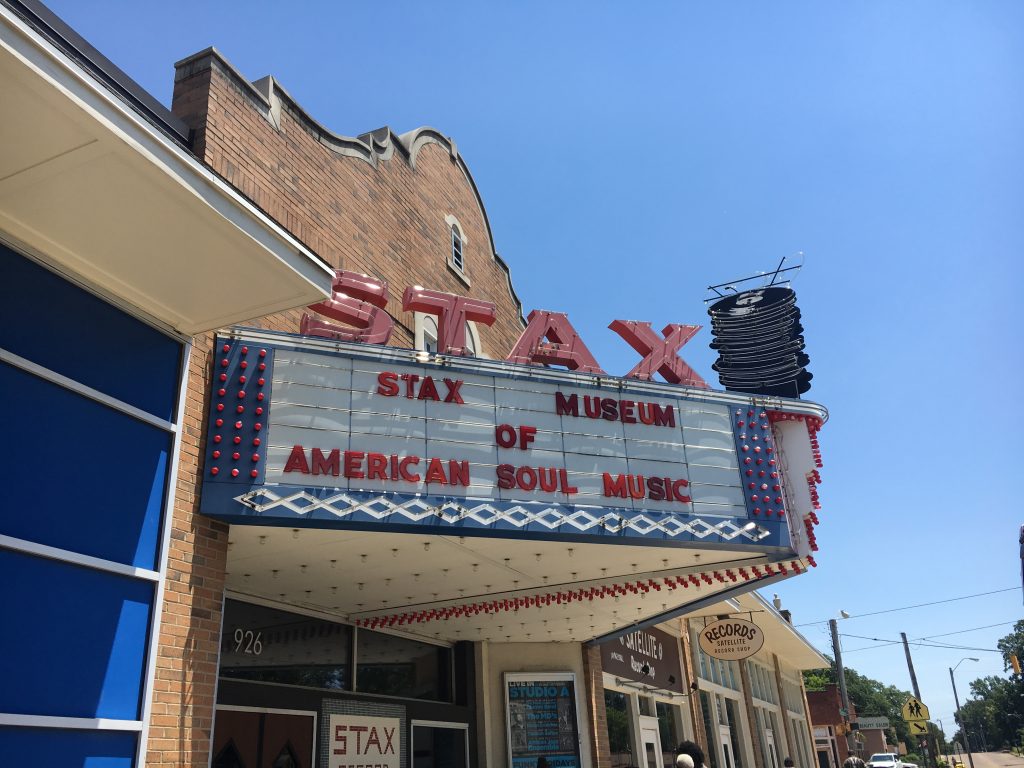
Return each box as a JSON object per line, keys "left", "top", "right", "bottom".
{"left": 282, "top": 371, "right": 692, "bottom": 504}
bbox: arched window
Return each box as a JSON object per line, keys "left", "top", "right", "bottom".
{"left": 450, "top": 223, "right": 464, "bottom": 272}
{"left": 444, "top": 214, "right": 469, "bottom": 283}
{"left": 422, "top": 315, "right": 438, "bottom": 355}
{"left": 416, "top": 314, "right": 482, "bottom": 357}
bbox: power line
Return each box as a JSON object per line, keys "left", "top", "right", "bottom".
{"left": 843, "top": 641, "right": 902, "bottom": 654}
{"left": 914, "top": 621, "right": 1019, "bottom": 641}
{"left": 795, "top": 587, "right": 1020, "bottom": 626}
{"left": 838, "top": 632, "right": 1003, "bottom": 655}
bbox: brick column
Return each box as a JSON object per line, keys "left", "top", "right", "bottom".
{"left": 681, "top": 622, "right": 711, "bottom": 758}
{"left": 146, "top": 335, "right": 230, "bottom": 767}
{"left": 583, "top": 643, "right": 613, "bottom": 768}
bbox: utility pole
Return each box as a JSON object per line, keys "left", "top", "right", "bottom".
{"left": 901, "top": 632, "right": 937, "bottom": 768}
{"left": 949, "top": 667, "right": 976, "bottom": 768}
{"left": 830, "top": 619, "right": 856, "bottom": 755}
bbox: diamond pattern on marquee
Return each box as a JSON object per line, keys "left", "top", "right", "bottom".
{"left": 235, "top": 488, "right": 760, "bottom": 541}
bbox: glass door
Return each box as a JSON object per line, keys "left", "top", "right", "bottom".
{"left": 411, "top": 720, "right": 469, "bottom": 768}
{"left": 765, "top": 729, "right": 779, "bottom": 768}
{"left": 211, "top": 706, "right": 315, "bottom": 768}
{"left": 719, "top": 725, "right": 735, "bottom": 768}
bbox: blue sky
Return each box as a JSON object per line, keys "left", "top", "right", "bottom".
{"left": 46, "top": 0, "right": 1023, "bottom": 736}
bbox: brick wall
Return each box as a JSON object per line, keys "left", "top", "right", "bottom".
{"left": 145, "top": 48, "right": 528, "bottom": 766}
{"left": 582, "top": 643, "right": 613, "bottom": 768}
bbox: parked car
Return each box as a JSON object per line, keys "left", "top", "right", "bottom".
{"left": 867, "top": 754, "right": 904, "bottom": 768}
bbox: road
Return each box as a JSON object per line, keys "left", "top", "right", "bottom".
{"left": 950, "top": 753, "right": 1024, "bottom": 768}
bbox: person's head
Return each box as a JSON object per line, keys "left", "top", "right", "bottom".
{"left": 784, "top": 758, "right": 795, "bottom": 767}
{"left": 676, "top": 740, "right": 705, "bottom": 768}
{"left": 677, "top": 755, "right": 695, "bottom": 768}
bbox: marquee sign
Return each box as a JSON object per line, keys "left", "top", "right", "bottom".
{"left": 199, "top": 273, "right": 825, "bottom": 550}
{"left": 200, "top": 335, "right": 820, "bottom": 550}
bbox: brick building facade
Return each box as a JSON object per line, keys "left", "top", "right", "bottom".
{"left": 1, "top": 5, "right": 830, "bottom": 766}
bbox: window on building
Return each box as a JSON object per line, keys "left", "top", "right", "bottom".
{"left": 422, "top": 315, "right": 438, "bottom": 354}
{"left": 416, "top": 313, "right": 481, "bottom": 357}
{"left": 604, "top": 689, "right": 634, "bottom": 768}
{"left": 450, "top": 223, "right": 464, "bottom": 272}
{"left": 658, "top": 701, "right": 684, "bottom": 768}
{"left": 218, "top": 599, "right": 353, "bottom": 691}
{"left": 699, "top": 691, "right": 720, "bottom": 768}
{"left": 725, "top": 698, "right": 746, "bottom": 768}
{"left": 355, "top": 627, "right": 453, "bottom": 701}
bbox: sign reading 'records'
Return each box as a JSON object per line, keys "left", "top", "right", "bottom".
{"left": 698, "top": 618, "right": 764, "bottom": 661}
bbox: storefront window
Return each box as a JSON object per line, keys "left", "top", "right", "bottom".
{"left": 412, "top": 723, "right": 468, "bottom": 768}
{"left": 699, "top": 691, "right": 720, "bottom": 768}
{"left": 657, "top": 701, "right": 682, "bottom": 767}
{"left": 356, "top": 628, "right": 452, "bottom": 701}
{"left": 219, "top": 600, "right": 352, "bottom": 690}
{"left": 604, "top": 689, "right": 634, "bottom": 768}
{"left": 725, "top": 699, "right": 746, "bottom": 768}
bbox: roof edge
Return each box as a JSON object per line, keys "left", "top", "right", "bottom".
{"left": 5, "top": 0, "right": 191, "bottom": 145}
{"left": 172, "top": 47, "right": 526, "bottom": 328}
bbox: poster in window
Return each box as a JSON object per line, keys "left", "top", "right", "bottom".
{"left": 505, "top": 673, "right": 582, "bottom": 768}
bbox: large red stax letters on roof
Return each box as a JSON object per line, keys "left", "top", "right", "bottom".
{"left": 303, "top": 269, "right": 707, "bottom": 388}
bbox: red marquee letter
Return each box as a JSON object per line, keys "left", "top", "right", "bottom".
{"left": 507, "top": 310, "right": 605, "bottom": 374}
{"left": 608, "top": 320, "right": 707, "bottom": 387}
{"left": 402, "top": 286, "right": 496, "bottom": 356}
{"left": 301, "top": 270, "right": 394, "bottom": 344}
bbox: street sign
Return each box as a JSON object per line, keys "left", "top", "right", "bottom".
{"left": 909, "top": 721, "right": 929, "bottom": 735}
{"left": 858, "top": 716, "right": 890, "bottom": 730}
{"left": 901, "top": 696, "right": 930, "bottom": 721}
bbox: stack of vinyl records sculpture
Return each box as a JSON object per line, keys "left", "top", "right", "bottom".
{"left": 707, "top": 286, "right": 812, "bottom": 397}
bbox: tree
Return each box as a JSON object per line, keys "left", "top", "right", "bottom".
{"left": 953, "top": 621, "right": 1024, "bottom": 750}
{"left": 804, "top": 659, "right": 915, "bottom": 747}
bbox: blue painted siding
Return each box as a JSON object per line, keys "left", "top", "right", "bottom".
{"left": 0, "top": 246, "right": 184, "bottom": 766}
{"left": 0, "top": 726, "right": 137, "bottom": 767}
{"left": 0, "top": 362, "right": 170, "bottom": 569}
{"left": 0, "top": 244, "right": 181, "bottom": 422}
{"left": 0, "top": 549, "right": 154, "bottom": 720}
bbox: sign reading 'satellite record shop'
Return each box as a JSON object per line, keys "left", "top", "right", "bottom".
{"left": 697, "top": 618, "right": 765, "bottom": 661}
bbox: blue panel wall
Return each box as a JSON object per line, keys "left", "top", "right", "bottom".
{"left": 0, "top": 727, "right": 137, "bottom": 767}
{"left": 0, "top": 244, "right": 181, "bottom": 421}
{"left": 0, "top": 549, "right": 153, "bottom": 720}
{"left": 0, "top": 362, "right": 170, "bottom": 570}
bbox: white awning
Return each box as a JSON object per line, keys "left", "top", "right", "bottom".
{"left": 0, "top": 6, "right": 333, "bottom": 334}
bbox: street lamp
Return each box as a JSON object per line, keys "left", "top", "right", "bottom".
{"left": 950, "top": 658, "right": 978, "bottom": 768}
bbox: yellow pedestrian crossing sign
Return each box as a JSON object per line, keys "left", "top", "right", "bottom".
{"left": 901, "top": 696, "right": 930, "bottom": 721}
{"left": 908, "top": 721, "right": 929, "bottom": 735}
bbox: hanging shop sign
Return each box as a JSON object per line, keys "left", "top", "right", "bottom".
{"left": 600, "top": 626, "right": 684, "bottom": 693}
{"left": 697, "top": 617, "right": 765, "bottom": 661}
{"left": 505, "top": 673, "right": 582, "bottom": 768}
{"left": 328, "top": 714, "right": 399, "bottom": 768}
